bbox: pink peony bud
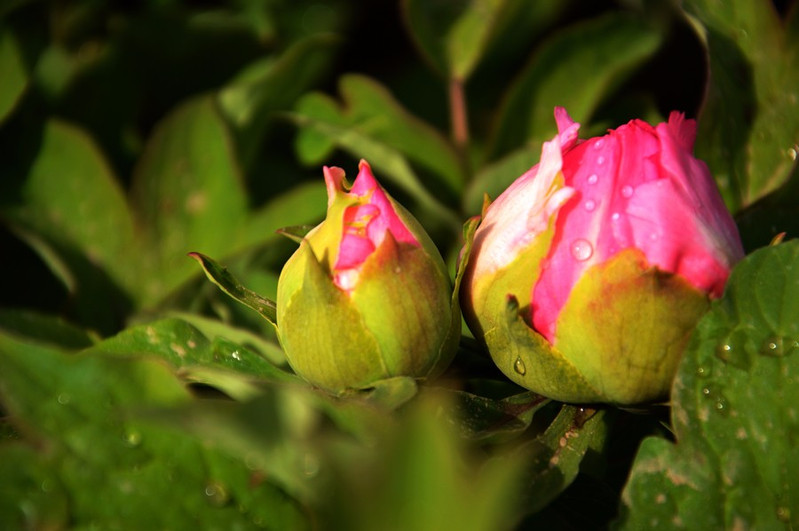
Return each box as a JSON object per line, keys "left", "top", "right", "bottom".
{"left": 461, "top": 108, "right": 744, "bottom": 404}
{"left": 277, "top": 160, "right": 459, "bottom": 393}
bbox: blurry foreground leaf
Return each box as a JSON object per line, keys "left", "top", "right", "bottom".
{"left": 0, "top": 332, "right": 308, "bottom": 529}
{"left": 0, "top": 27, "right": 27, "bottom": 124}
{"left": 617, "top": 240, "right": 799, "bottom": 529}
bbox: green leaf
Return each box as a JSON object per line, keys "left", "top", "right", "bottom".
{"left": 0, "top": 308, "right": 96, "bottom": 349}
{"left": 463, "top": 147, "right": 541, "bottom": 215}
{"left": 131, "top": 96, "right": 249, "bottom": 306}
{"left": 293, "top": 74, "right": 465, "bottom": 198}
{"left": 0, "top": 332, "right": 308, "bottom": 529}
{"left": 244, "top": 181, "right": 326, "bottom": 248}
{"left": 218, "top": 34, "right": 340, "bottom": 169}
{"left": 445, "top": 389, "right": 550, "bottom": 442}
{"left": 617, "top": 240, "right": 799, "bottom": 529}
{"left": 0, "top": 444, "right": 69, "bottom": 530}
{"left": 189, "top": 252, "right": 278, "bottom": 326}
{"left": 0, "top": 27, "right": 27, "bottom": 124}
{"left": 0, "top": 120, "right": 137, "bottom": 332}
{"left": 401, "top": 0, "right": 564, "bottom": 82}
{"left": 515, "top": 405, "right": 609, "bottom": 515}
{"left": 684, "top": 0, "right": 799, "bottom": 211}
{"left": 289, "top": 103, "right": 461, "bottom": 231}
{"left": 488, "top": 12, "right": 663, "bottom": 159}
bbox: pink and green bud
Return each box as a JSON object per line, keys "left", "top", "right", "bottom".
{"left": 461, "top": 108, "right": 744, "bottom": 405}
{"left": 277, "top": 160, "right": 459, "bottom": 393}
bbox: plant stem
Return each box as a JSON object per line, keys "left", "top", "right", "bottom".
{"left": 449, "top": 78, "right": 469, "bottom": 150}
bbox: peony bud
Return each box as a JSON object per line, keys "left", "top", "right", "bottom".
{"left": 277, "top": 160, "right": 459, "bottom": 393}
{"left": 461, "top": 108, "right": 744, "bottom": 405}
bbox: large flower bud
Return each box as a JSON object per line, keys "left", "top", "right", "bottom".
{"left": 277, "top": 160, "right": 459, "bottom": 393}
{"left": 461, "top": 108, "right": 744, "bottom": 404}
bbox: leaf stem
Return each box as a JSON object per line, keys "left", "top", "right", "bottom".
{"left": 449, "top": 78, "right": 469, "bottom": 150}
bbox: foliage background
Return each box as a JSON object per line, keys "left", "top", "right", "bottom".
{"left": 0, "top": 0, "right": 798, "bottom": 529}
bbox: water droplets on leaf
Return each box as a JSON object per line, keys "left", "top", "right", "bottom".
{"left": 124, "top": 430, "right": 142, "bottom": 447}
{"left": 303, "top": 453, "right": 320, "bottom": 477}
{"left": 231, "top": 350, "right": 242, "bottom": 361}
{"left": 204, "top": 481, "right": 230, "bottom": 507}
{"left": 696, "top": 366, "right": 711, "bottom": 378}
{"left": 759, "top": 336, "right": 789, "bottom": 357}
{"left": 57, "top": 393, "right": 71, "bottom": 405}
{"left": 570, "top": 239, "right": 593, "bottom": 261}
{"left": 514, "top": 356, "right": 526, "bottom": 376}
{"left": 715, "top": 329, "right": 752, "bottom": 370}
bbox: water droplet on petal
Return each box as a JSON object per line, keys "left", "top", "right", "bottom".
{"left": 570, "top": 239, "right": 593, "bottom": 261}
{"left": 611, "top": 212, "right": 620, "bottom": 221}
{"left": 621, "top": 185, "right": 634, "bottom": 198}
{"left": 584, "top": 199, "right": 596, "bottom": 212}
{"left": 514, "top": 357, "right": 526, "bottom": 375}
{"left": 649, "top": 232, "right": 658, "bottom": 241}
{"left": 587, "top": 174, "right": 598, "bottom": 185}
{"left": 594, "top": 138, "right": 605, "bottom": 149}
{"left": 597, "top": 155, "right": 606, "bottom": 165}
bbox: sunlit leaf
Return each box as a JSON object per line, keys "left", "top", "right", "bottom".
{"left": 617, "top": 240, "right": 799, "bottom": 529}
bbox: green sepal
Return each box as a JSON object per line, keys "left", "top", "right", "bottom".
{"left": 278, "top": 240, "right": 386, "bottom": 393}
{"left": 276, "top": 224, "right": 316, "bottom": 244}
{"left": 188, "top": 252, "right": 277, "bottom": 327}
{"left": 350, "top": 231, "right": 454, "bottom": 378}
{"left": 555, "top": 248, "right": 710, "bottom": 405}
{"left": 484, "top": 295, "right": 601, "bottom": 403}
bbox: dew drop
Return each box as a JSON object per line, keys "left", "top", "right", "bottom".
{"left": 204, "top": 481, "right": 230, "bottom": 507}
{"left": 776, "top": 506, "right": 791, "bottom": 522}
{"left": 702, "top": 387, "right": 711, "bottom": 396}
{"left": 594, "top": 138, "right": 605, "bottom": 149}
{"left": 760, "top": 336, "right": 784, "bottom": 357}
{"left": 649, "top": 232, "right": 658, "bottom": 241}
{"left": 570, "top": 239, "right": 593, "bottom": 261}
{"left": 125, "top": 430, "right": 142, "bottom": 447}
{"left": 587, "top": 174, "right": 598, "bottom": 185}
{"left": 57, "top": 393, "right": 71, "bottom": 405}
{"left": 584, "top": 199, "right": 596, "bottom": 212}
{"left": 788, "top": 148, "right": 798, "bottom": 161}
{"left": 514, "top": 357, "right": 526, "bottom": 376}
{"left": 231, "top": 350, "right": 242, "bottom": 361}
{"left": 611, "top": 212, "right": 620, "bottom": 221}
{"left": 621, "top": 185, "right": 634, "bottom": 198}
{"left": 597, "top": 155, "right": 606, "bottom": 165}
{"left": 41, "top": 479, "right": 53, "bottom": 493}
{"left": 696, "top": 366, "right": 710, "bottom": 378}
{"left": 303, "top": 453, "right": 321, "bottom": 477}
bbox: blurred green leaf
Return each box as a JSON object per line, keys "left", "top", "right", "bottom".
{"left": 0, "top": 444, "right": 69, "bottom": 530}
{"left": 464, "top": 147, "right": 541, "bottom": 214}
{"left": 401, "top": 0, "right": 564, "bottom": 82}
{"left": 219, "top": 33, "right": 340, "bottom": 169}
{"left": 0, "top": 308, "right": 95, "bottom": 349}
{"left": 294, "top": 74, "right": 465, "bottom": 197}
{"left": 131, "top": 96, "right": 248, "bottom": 307}
{"left": 189, "top": 252, "right": 278, "bottom": 326}
{"left": 0, "top": 331, "right": 308, "bottom": 529}
{"left": 0, "top": 27, "right": 27, "bottom": 124}
{"left": 617, "top": 240, "right": 799, "bottom": 529}
{"left": 289, "top": 101, "right": 461, "bottom": 231}
{"left": 244, "top": 180, "right": 326, "bottom": 248}
{"left": 489, "top": 12, "right": 663, "bottom": 159}
{"left": 326, "top": 394, "right": 528, "bottom": 531}
{"left": 1, "top": 120, "right": 137, "bottom": 332}
{"left": 685, "top": 0, "right": 799, "bottom": 211}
